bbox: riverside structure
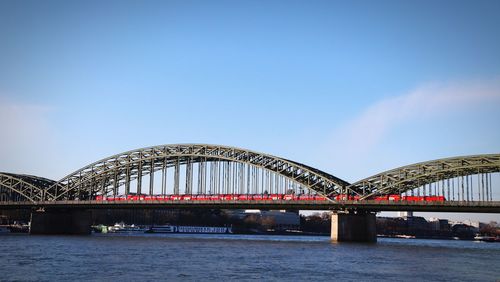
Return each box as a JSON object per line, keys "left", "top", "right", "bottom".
{"left": 1, "top": 144, "right": 499, "bottom": 241}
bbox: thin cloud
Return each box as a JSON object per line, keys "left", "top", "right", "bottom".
{"left": 335, "top": 77, "right": 500, "bottom": 154}
{"left": 0, "top": 98, "right": 61, "bottom": 178}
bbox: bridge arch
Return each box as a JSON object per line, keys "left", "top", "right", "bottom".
{"left": 51, "top": 144, "right": 351, "bottom": 201}
{"left": 349, "top": 154, "right": 500, "bottom": 200}
{"left": 0, "top": 173, "right": 57, "bottom": 202}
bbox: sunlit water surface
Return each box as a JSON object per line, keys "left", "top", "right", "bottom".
{"left": 1, "top": 233, "right": 499, "bottom": 281}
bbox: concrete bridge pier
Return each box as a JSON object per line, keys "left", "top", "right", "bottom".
{"left": 30, "top": 209, "right": 92, "bottom": 235}
{"left": 331, "top": 211, "right": 377, "bottom": 242}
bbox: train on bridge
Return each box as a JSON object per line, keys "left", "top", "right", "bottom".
{"left": 95, "top": 194, "right": 446, "bottom": 202}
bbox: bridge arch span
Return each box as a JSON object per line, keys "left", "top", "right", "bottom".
{"left": 0, "top": 173, "right": 57, "bottom": 202}
{"left": 349, "top": 154, "right": 500, "bottom": 200}
{"left": 51, "top": 144, "right": 350, "bottom": 201}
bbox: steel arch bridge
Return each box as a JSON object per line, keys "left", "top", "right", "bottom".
{"left": 3, "top": 144, "right": 351, "bottom": 203}
{"left": 349, "top": 154, "right": 500, "bottom": 201}
{"left": 0, "top": 173, "right": 57, "bottom": 202}
{"left": 0, "top": 144, "right": 499, "bottom": 211}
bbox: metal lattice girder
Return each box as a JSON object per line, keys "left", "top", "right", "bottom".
{"left": 51, "top": 144, "right": 351, "bottom": 201}
{"left": 349, "top": 154, "right": 500, "bottom": 199}
{"left": 0, "top": 172, "right": 57, "bottom": 202}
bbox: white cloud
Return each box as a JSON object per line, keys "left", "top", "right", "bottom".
{"left": 331, "top": 77, "right": 500, "bottom": 156}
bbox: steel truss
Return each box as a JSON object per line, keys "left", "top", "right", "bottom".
{"left": 349, "top": 154, "right": 500, "bottom": 201}
{"left": 0, "top": 173, "right": 56, "bottom": 202}
{"left": 0, "top": 146, "right": 498, "bottom": 204}
{"left": 48, "top": 144, "right": 350, "bottom": 201}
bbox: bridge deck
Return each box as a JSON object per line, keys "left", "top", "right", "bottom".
{"left": 1, "top": 200, "right": 499, "bottom": 213}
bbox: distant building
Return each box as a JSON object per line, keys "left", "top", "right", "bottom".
{"left": 260, "top": 210, "right": 300, "bottom": 230}
{"left": 449, "top": 219, "right": 480, "bottom": 233}
{"left": 462, "top": 220, "right": 480, "bottom": 229}
{"left": 438, "top": 219, "right": 450, "bottom": 231}
{"left": 228, "top": 209, "right": 300, "bottom": 230}
{"left": 428, "top": 218, "right": 449, "bottom": 231}
{"left": 428, "top": 218, "right": 441, "bottom": 231}
{"left": 451, "top": 224, "right": 476, "bottom": 239}
{"left": 0, "top": 215, "right": 8, "bottom": 225}
{"left": 405, "top": 216, "right": 429, "bottom": 231}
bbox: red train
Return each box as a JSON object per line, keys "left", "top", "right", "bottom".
{"left": 95, "top": 194, "right": 328, "bottom": 201}
{"left": 95, "top": 194, "right": 445, "bottom": 202}
{"left": 332, "top": 194, "right": 445, "bottom": 202}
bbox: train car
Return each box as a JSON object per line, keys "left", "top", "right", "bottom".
{"left": 334, "top": 194, "right": 351, "bottom": 201}
{"left": 209, "top": 195, "right": 222, "bottom": 201}
{"left": 283, "top": 194, "right": 298, "bottom": 201}
{"left": 96, "top": 195, "right": 127, "bottom": 201}
{"left": 331, "top": 194, "right": 361, "bottom": 201}
{"left": 219, "top": 194, "right": 236, "bottom": 201}
{"left": 154, "top": 195, "right": 164, "bottom": 201}
{"left": 252, "top": 194, "right": 271, "bottom": 201}
{"left": 425, "top": 196, "right": 446, "bottom": 202}
{"left": 127, "top": 194, "right": 146, "bottom": 201}
{"left": 252, "top": 194, "right": 263, "bottom": 201}
{"left": 298, "top": 194, "right": 315, "bottom": 201}
{"left": 192, "top": 195, "right": 210, "bottom": 201}
{"left": 371, "top": 195, "right": 446, "bottom": 202}
{"left": 160, "top": 195, "right": 173, "bottom": 201}
{"left": 336, "top": 194, "right": 347, "bottom": 201}
{"left": 270, "top": 194, "right": 283, "bottom": 200}
{"left": 388, "top": 195, "right": 401, "bottom": 201}
{"left": 373, "top": 195, "right": 388, "bottom": 201}
{"left": 180, "top": 195, "right": 192, "bottom": 201}
{"left": 402, "top": 196, "right": 424, "bottom": 202}
{"left": 115, "top": 195, "right": 127, "bottom": 201}
{"left": 237, "top": 194, "right": 252, "bottom": 201}
{"left": 313, "top": 195, "right": 328, "bottom": 201}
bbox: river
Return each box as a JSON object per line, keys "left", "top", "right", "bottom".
{"left": 0, "top": 233, "right": 499, "bottom": 281}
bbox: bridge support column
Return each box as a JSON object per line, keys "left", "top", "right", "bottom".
{"left": 30, "top": 209, "right": 92, "bottom": 235}
{"left": 331, "top": 211, "right": 376, "bottom": 242}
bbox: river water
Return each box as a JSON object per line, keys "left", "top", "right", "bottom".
{"left": 0, "top": 233, "right": 499, "bottom": 281}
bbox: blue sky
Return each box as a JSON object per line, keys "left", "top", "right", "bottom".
{"left": 1, "top": 0, "right": 499, "bottom": 221}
